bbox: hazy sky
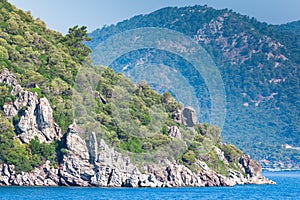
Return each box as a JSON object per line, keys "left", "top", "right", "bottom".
{"left": 8, "top": 0, "right": 300, "bottom": 34}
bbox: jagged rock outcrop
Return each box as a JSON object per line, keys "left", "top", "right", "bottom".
{"left": 87, "top": 132, "right": 98, "bottom": 164}
{"left": 16, "top": 93, "right": 61, "bottom": 143}
{"left": 0, "top": 122, "right": 275, "bottom": 186}
{"left": 238, "top": 155, "right": 272, "bottom": 184}
{"left": 59, "top": 125, "right": 274, "bottom": 187}
{"left": 1, "top": 69, "right": 61, "bottom": 143}
{"left": 182, "top": 107, "right": 197, "bottom": 127}
{"left": 59, "top": 123, "right": 95, "bottom": 186}
{"left": 172, "top": 109, "right": 182, "bottom": 124}
{"left": 168, "top": 126, "right": 182, "bottom": 139}
{"left": 0, "top": 68, "right": 22, "bottom": 95}
{"left": 0, "top": 161, "right": 60, "bottom": 186}
{"left": 91, "top": 138, "right": 143, "bottom": 187}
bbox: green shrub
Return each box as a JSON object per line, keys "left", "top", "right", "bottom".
{"left": 6, "top": 140, "right": 32, "bottom": 173}
{"left": 30, "top": 87, "right": 44, "bottom": 98}
{"left": 28, "top": 136, "right": 58, "bottom": 166}
{"left": 193, "top": 134, "right": 205, "bottom": 143}
{"left": 150, "top": 134, "right": 171, "bottom": 150}
{"left": 206, "top": 150, "right": 229, "bottom": 177}
{"left": 0, "top": 84, "right": 15, "bottom": 108}
{"left": 120, "top": 137, "right": 144, "bottom": 153}
{"left": 220, "top": 144, "right": 243, "bottom": 162}
{"left": 162, "top": 125, "right": 168, "bottom": 135}
{"left": 182, "top": 150, "right": 196, "bottom": 165}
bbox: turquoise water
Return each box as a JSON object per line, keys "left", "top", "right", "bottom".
{"left": 0, "top": 171, "right": 299, "bottom": 200}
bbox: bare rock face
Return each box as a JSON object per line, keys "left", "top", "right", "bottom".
{"left": 0, "top": 162, "right": 60, "bottom": 186}
{"left": 168, "top": 126, "right": 182, "bottom": 139}
{"left": 1, "top": 69, "right": 61, "bottom": 144}
{"left": 0, "top": 69, "right": 17, "bottom": 85}
{"left": 164, "top": 162, "right": 200, "bottom": 187}
{"left": 91, "top": 138, "right": 142, "bottom": 187}
{"left": 60, "top": 123, "right": 95, "bottom": 186}
{"left": 87, "top": 132, "right": 98, "bottom": 164}
{"left": 0, "top": 68, "right": 22, "bottom": 95}
{"left": 239, "top": 155, "right": 261, "bottom": 177}
{"left": 172, "top": 109, "right": 182, "bottom": 124}
{"left": 36, "top": 97, "right": 61, "bottom": 141}
{"left": 214, "top": 147, "right": 228, "bottom": 164}
{"left": 182, "top": 107, "right": 197, "bottom": 127}
{"left": 15, "top": 93, "right": 62, "bottom": 143}
{"left": 239, "top": 155, "right": 275, "bottom": 184}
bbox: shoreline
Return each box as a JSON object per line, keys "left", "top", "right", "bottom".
{"left": 263, "top": 168, "right": 300, "bottom": 172}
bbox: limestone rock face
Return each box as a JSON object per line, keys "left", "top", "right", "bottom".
{"left": 182, "top": 107, "right": 197, "bottom": 127}
{"left": 239, "top": 155, "right": 261, "bottom": 177}
{"left": 0, "top": 68, "right": 22, "bottom": 95}
{"left": 168, "top": 126, "right": 181, "bottom": 139}
{"left": 0, "top": 162, "right": 60, "bottom": 186}
{"left": 60, "top": 124, "right": 95, "bottom": 186}
{"left": 14, "top": 93, "right": 61, "bottom": 143}
{"left": 87, "top": 132, "right": 98, "bottom": 164}
{"left": 1, "top": 69, "right": 61, "bottom": 144}
{"left": 172, "top": 109, "right": 182, "bottom": 124}
{"left": 0, "top": 125, "right": 275, "bottom": 187}
{"left": 238, "top": 155, "right": 275, "bottom": 184}
{"left": 91, "top": 138, "right": 142, "bottom": 187}
{"left": 214, "top": 146, "right": 228, "bottom": 164}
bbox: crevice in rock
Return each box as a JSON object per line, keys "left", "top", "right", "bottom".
{"left": 107, "top": 169, "right": 115, "bottom": 186}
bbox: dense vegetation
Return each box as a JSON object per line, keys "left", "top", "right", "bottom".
{"left": 0, "top": 0, "right": 88, "bottom": 172}
{"left": 0, "top": 114, "right": 57, "bottom": 173}
{"left": 275, "top": 20, "right": 300, "bottom": 35}
{"left": 87, "top": 5, "right": 300, "bottom": 164}
{"left": 0, "top": 1, "right": 89, "bottom": 171}
{"left": 0, "top": 1, "right": 246, "bottom": 175}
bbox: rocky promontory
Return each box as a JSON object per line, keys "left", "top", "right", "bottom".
{"left": 0, "top": 69, "right": 275, "bottom": 187}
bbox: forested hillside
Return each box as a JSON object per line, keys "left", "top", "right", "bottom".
{"left": 87, "top": 5, "right": 300, "bottom": 165}
{"left": 0, "top": 0, "right": 257, "bottom": 180}
{"left": 275, "top": 20, "right": 300, "bottom": 35}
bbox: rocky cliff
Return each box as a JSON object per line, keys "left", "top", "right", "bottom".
{"left": 0, "top": 122, "right": 274, "bottom": 187}
{"left": 0, "top": 69, "right": 275, "bottom": 187}
{"left": 1, "top": 69, "right": 61, "bottom": 144}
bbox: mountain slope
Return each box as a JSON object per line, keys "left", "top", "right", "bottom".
{"left": 87, "top": 5, "right": 300, "bottom": 166}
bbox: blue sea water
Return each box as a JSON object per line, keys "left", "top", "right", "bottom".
{"left": 0, "top": 171, "right": 299, "bottom": 200}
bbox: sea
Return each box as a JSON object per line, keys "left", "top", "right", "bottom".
{"left": 0, "top": 171, "right": 299, "bottom": 200}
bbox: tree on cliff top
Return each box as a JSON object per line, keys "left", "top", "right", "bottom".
{"left": 61, "top": 25, "right": 91, "bottom": 63}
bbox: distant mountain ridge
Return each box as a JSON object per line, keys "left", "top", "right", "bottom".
{"left": 87, "top": 5, "right": 300, "bottom": 165}
{"left": 275, "top": 20, "right": 300, "bottom": 35}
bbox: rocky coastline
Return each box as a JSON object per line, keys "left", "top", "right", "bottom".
{"left": 0, "top": 69, "right": 275, "bottom": 187}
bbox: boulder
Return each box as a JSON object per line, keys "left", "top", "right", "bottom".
{"left": 239, "top": 155, "right": 261, "bottom": 177}
{"left": 239, "top": 155, "right": 275, "bottom": 184}
{"left": 182, "top": 107, "right": 197, "bottom": 127}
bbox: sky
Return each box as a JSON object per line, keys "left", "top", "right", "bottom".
{"left": 8, "top": 0, "right": 300, "bottom": 34}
